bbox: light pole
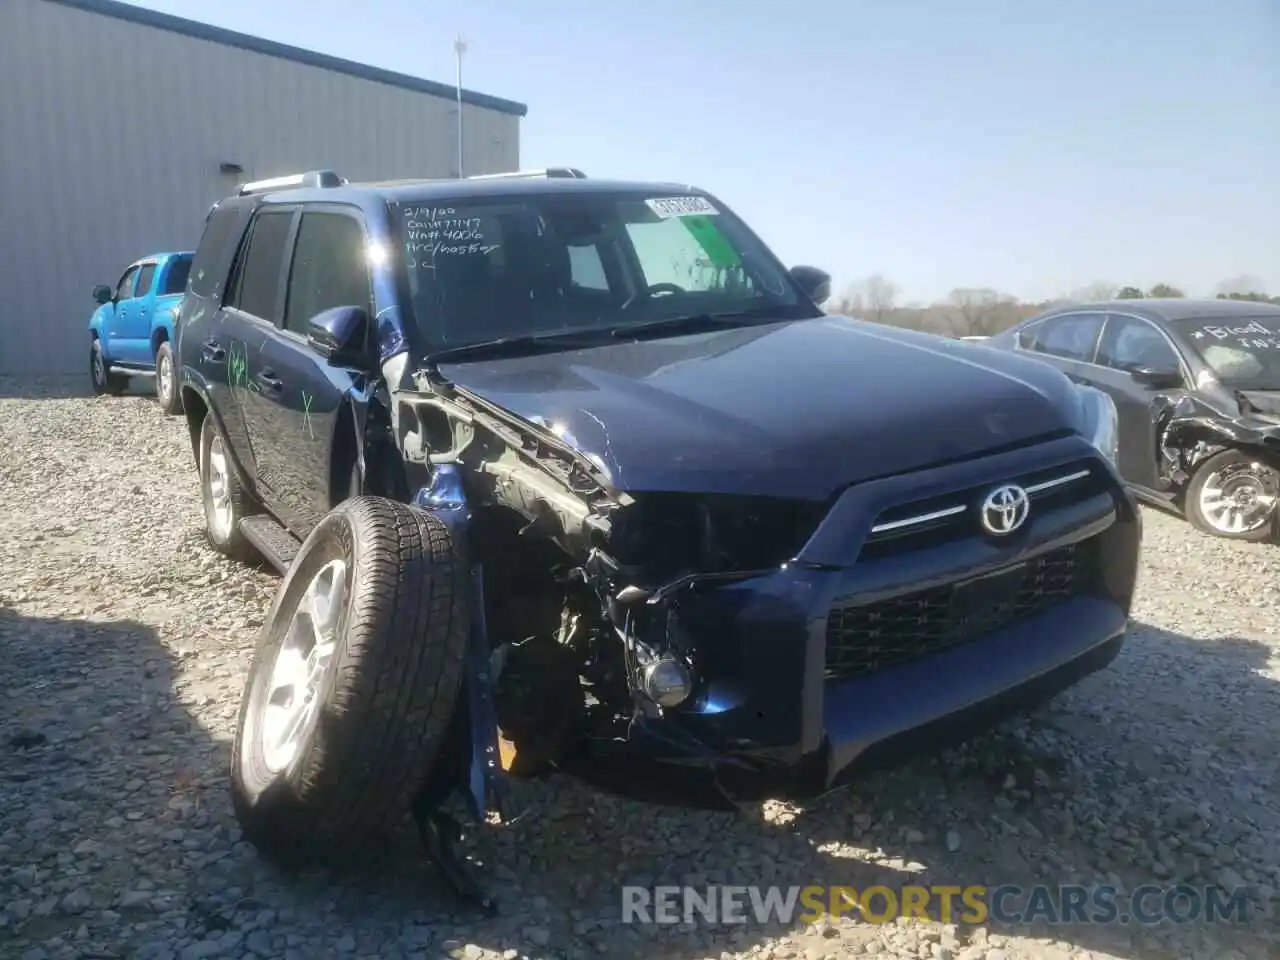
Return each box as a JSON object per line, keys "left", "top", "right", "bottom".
{"left": 454, "top": 35, "right": 466, "bottom": 178}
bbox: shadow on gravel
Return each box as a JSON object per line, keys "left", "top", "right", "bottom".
{"left": 0, "top": 376, "right": 155, "bottom": 401}
{"left": 195, "top": 618, "right": 1275, "bottom": 960}
{"left": 8, "top": 599, "right": 1272, "bottom": 960}
{"left": 0, "top": 605, "right": 233, "bottom": 959}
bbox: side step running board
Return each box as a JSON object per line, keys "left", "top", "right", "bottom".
{"left": 239, "top": 515, "right": 302, "bottom": 574}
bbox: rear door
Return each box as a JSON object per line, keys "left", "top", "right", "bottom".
{"left": 217, "top": 207, "right": 299, "bottom": 501}
{"left": 1017, "top": 311, "right": 1106, "bottom": 384}
{"left": 255, "top": 206, "right": 375, "bottom": 536}
{"left": 1091, "top": 313, "right": 1188, "bottom": 490}
{"left": 181, "top": 203, "right": 254, "bottom": 446}
{"left": 128, "top": 262, "right": 158, "bottom": 363}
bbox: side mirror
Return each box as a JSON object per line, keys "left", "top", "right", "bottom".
{"left": 307, "top": 305, "right": 370, "bottom": 367}
{"left": 789, "top": 265, "right": 831, "bottom": 305}
{"left": 1129, "top": 365, "right": 1182, "bottom": 390}
{"left": 93, "top": 284, "right": 113, "bottom": 305}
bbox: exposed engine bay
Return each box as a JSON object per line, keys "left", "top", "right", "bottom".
{"left": 390, "top": 371, "right": 826, "bottom": 777}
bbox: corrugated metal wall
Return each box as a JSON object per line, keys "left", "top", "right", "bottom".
{"left": 0, "top": 0, "right": 521, "bottom": 374}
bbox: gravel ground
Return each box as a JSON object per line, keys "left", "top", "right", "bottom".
{"left": 1, "top": 376, "right": 1277, "bottom": 960}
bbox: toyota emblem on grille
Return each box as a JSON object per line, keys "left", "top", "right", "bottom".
{"left": 980, "top": 483, "right": 1030, "bottom": 535}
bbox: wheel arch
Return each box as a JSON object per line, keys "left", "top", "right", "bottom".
{"left": 151, "top": 324, "right": 172, "bottom": 355}
{"left": 181, "top": 386, "right": 211, "bottom": 465}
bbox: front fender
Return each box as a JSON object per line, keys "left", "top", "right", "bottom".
{"left": 88, "top": 305, "right": 111, "bottom": 338}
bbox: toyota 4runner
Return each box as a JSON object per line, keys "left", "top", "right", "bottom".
{"left": 175, "top": 168, "right": 1141, "bottom": 905}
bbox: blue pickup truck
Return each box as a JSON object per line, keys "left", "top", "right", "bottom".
{"left": 89, "top": 251, "right": 193, "bottom": 414}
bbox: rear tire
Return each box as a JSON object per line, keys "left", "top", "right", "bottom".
{"left": 1184, "top": 448, "right": 1279, "bottom": 542}
{"left": 199, "top": 413, "right": 257, "bottom": 562}
{"left": 231, "top": 497, "right": 469, "bottom": 862}
{"left": 90, "top": 340, "right": 127, "bottom": 396}
{"left": 155, "top": 342, "right": 183, "bottom": 415}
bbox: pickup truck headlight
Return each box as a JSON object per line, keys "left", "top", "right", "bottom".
{"left": 1075, "top": 383, "right": 1119, "bottom": 465}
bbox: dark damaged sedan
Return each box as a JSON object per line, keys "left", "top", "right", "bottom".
{"left": 985, "top": 299, "right": 1280, "bottom": 541}
{"left": 175, "top": 168, "right": 1141, "bottom": 904}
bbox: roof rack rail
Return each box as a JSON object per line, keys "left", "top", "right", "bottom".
{"left": 466, "top": 167, "right": 587, "bottom": 181}
{"left": 237, "top": 170, "right": 347, "bottom": 196}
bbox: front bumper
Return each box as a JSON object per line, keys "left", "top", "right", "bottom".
{"left": 592, "top": 435, "right": 1141, "bottom": 801}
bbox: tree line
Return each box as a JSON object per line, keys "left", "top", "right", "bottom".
{"left": 824, "top": 273, "right": 1280, "bottom": 339}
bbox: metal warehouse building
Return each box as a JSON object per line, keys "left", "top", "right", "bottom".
{"left": 0, "top": 0, "right": 526, "bottom": 375}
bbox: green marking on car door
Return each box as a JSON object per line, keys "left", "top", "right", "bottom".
{"left": 301, "top": 390, "right": 315, "bottom": 439}
{"left": 229, "top": 342, "right": 249, "bottom": 401}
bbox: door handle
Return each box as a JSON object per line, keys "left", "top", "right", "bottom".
{"left": 255, "top": 369, "right": 283, "bottom": 392}
{"left": 201, "top": 339, "right": 225, "bottom": 362}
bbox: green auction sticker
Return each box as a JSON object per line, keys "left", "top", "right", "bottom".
{"left": 680, "top": 215, "right": 740, "bottom": 269}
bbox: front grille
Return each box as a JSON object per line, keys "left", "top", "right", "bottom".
{"left": 824, "top": 540, "right": 1096, "bottom": 681}
{"left": 858, "top": 459, "right": 1108, "bottom": 560}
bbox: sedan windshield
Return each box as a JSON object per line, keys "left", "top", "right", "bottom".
{"left": 1173, "top": 315, "right": 1280, "bottom": 389}
{"left": 390, "top": 191, "right": 816, "bottom": 351}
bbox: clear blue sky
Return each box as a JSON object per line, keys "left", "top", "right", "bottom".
{"left": 135, "top": 0, "right": 1277, "bottom": 304}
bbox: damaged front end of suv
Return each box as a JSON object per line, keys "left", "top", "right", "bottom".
{"left": 388, "top": 361, "right": 840, "bottom": 824}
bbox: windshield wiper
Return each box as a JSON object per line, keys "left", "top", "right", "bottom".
{"left": 607, "top": 307, "right": 797, "bottom": 340}
{"left": 423, "top": 329, "right": 609, "bottom": 364}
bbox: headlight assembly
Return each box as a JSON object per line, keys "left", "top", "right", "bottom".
{"left": 1075, "top": 383, "right": 1119, "bottom": 466}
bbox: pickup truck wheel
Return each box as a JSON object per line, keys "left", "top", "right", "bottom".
{"left": 199, "top": 414, "right": 257, "bottom": 562}
{"left": 90, "top": 341, "right": 127, "bottom": 396}
{"left": 154, "top": 342, "right": 183, "bottom": 415}
{"left": 1185, "top": 448, "right": 1279, "bottom": 542}
{"left": 231, "top": 497, "right": 468, "bottom": 862}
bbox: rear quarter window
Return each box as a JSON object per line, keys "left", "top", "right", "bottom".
{"left": 162, "top": 257, "right": 192, "bottom": 296}
{"left": 190, "top": 205, "right": 248, "bottom": 299}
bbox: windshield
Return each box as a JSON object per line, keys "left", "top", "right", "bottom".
{"left": 1173, "top": 315, "right": 1280, "bottom": 389}
{"left": 391, "top": 191, "right": 814, "bottom": 350}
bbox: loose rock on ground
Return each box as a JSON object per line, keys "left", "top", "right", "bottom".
{"left": 1, "top": 377, "right": 1277, "bottom": 960}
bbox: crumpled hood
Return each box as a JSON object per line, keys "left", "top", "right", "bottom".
{"left": 437, "top": 316, "right": 1087, "bottom": 500}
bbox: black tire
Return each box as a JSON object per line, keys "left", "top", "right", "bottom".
{"left": 90, "top": 340, "right": 128, "bottom": 396}
{"left": 231, "top": 497, "right": 469, "bottom": 861}
{"left": 155, "top": 341, "right": 183, "bottom": 415}
{"left": 1184, "top": 448, "right": 1279, "bottom": 542}
{"left": 198, "top": 413, "right": 258, "bottom": 561}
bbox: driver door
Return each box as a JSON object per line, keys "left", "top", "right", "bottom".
{"left": 107, "top": 265, "right": 149, "bottom": 363}
{"left": 1090, "top": 313, "right": 1187, "bottom": 491}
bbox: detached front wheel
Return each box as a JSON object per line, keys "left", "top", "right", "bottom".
{"left": 231, "top": 497, "right": 469, "bottom": 862}
{"left": 1185, "top": 448, "right": 1279, "bottom": 542}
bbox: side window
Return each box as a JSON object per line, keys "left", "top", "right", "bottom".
{"left": 567, "top": 244, "right": 609, "bottom": 290}
{"left": 115, "top": 267, "right": 140, "bottom": 301}
{"left": 283, "top": 212, "right": 371, "bottom": 336}
{"left": 1097, "top": 316, "right": 1180, "bottom": 372}
{"left": 162, "top": 257, "right": 192, "bottom": 296}
{"left": 191, "top": 205, "right": 245, "bottom": 298}
{"left": 134, "top": 264, "right": 156, "bottom": 298}
{"left": 1015, "top": 322, "right": 1043, "bottom": 350}
{"left": 1034, "top": 312, "right": 1104, "bottom": 362}
{"left": 227, "top": 209, "right": 294, "bottom": 323}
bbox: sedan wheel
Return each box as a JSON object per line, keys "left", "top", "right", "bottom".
{"left": 1186, "top": 448, "right": 1279, "bottom": 541}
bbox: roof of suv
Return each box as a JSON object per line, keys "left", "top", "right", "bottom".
{"left": 253, "top": 175, "right": 711, "bottom": 208}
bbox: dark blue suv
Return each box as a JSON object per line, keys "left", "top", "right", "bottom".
{"left": 176, "top": 168, "right": 1141, "bottom": 900}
